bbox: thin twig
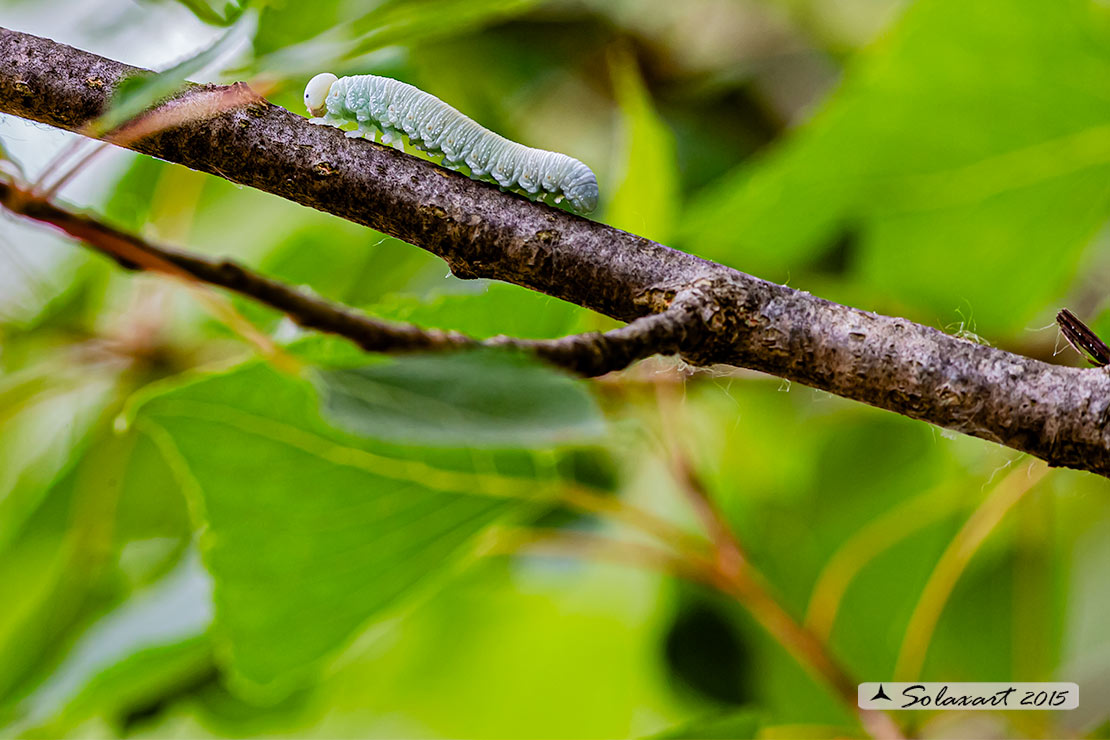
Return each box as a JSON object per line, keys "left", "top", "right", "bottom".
{"left": 35, "top": 141, "right": 109, "bottom": 201}
{"left": 29, "top": 137, "right": 89, "bottom": 197}
{"left": 654, "top": 379, "right": 747, "bottom": 578}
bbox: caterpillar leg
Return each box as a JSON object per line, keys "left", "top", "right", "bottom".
{"left": 310, "top": 113, "right": 347, "bottom": 127}
{"left": 380, "top": 129, "right": 406, "bottom": 151}
{"left": 507, "top": 185, "right": 539, "bottom": 202}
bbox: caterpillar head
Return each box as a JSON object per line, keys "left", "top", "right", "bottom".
{"left": 304, "top": 73, "right": 339, "bottom": 117}
{"left": 565, "top": 168, "right": 599, "bottom": 214}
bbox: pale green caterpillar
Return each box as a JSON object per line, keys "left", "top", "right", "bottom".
{"left": 304, "top": 73, "right": 599, "bottom": 214}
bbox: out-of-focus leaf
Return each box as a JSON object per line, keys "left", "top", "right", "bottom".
{"left": 130, "top": 359, "right": 605, "bottom": 700}
{"left": 304, "top": 558, "right": 680, "bottom": 738}
{"left": 258, "top": 223, "right": 440, "bottom": 308}
{"left": 681, "top": 0, "right": 1110, "bottom": 335}
{"left": 0, "top": 258, "right": 111, "bottom": 339}
{"left": 170, "top": 0, "right": 250, "bottom": 26}
{"left": 1058, "top": 503, "right": 1110, "bottom": 732}
{"left": 93, "top": 18, "right": 248, "bottom": 134}
{"left": 0, "top": 418, "right": 193, "bottom": 715}
{"left": 9, "top": 552, "right": 213, "bottom": 735}
{"left": 347, "top": 0, "right": 540, "bottom": 56}
{"left": 673, "top": 381, "right": 958, "bottom": 724}
{"left": 252, "top": 0, "right": 542, "bottom": 76}
{"left": 0, "top": 531, "right": 71, "bottom": 709}
{"left": 111, "top": 435, "right": 194, "bottom": 570}
{"left": 314, "top": 351, "right": 605, "bottom": 447}
{"left": 647, "top": 709, "right": 764, "bottom": 739}
{"left": 0, "top": 371, "right": 118, "bottom": 551}
{"left": 368, "top": 283, "right": 591, "bottom": 340}
{"left": 251, "top": 0, "right": 352, "bottom": 59}
{"left": 605, "top": 46, "right": 679, "bottom": 243}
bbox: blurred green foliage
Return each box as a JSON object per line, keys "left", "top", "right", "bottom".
{"left": 1, "top": 0, "right": 1110, "bottom": 738}
{"left": 682, "top": 0, "right": 1110, "bottom": 334}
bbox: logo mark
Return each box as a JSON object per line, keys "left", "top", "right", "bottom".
{"left": 870, "top": 684, "right": 891, "bottom": 702}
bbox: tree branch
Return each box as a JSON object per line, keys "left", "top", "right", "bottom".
{"left": 3, "top": 27, "right": 1110, "bottom": 477}
{"left": 0, "top": 180, "right": 685, "bottom": 376}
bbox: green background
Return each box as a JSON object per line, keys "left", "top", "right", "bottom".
{"left": 1, "top": 0, "right": 1109, "bottom": 737}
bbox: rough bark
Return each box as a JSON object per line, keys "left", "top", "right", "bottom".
{"left": 2, "top": 27, "right": 1109, "bottom": 477}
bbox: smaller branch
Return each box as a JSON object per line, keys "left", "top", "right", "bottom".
{"left": 1056, "top": 309, "right": 1110, "bottom": 367}
{"left": 492, "top": 308, "right": 693, "bottom": 377}
{"left": 3, "top": 178, "right": 299, "bottom": 364}
{"left": 649, "top": 379, "right": 901, "bottom": 739}
{"left": 0, "top": 182, "right": 689, "bottom": 376}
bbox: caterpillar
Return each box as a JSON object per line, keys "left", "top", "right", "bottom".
{"left": 303, "top": 73, "right": 599, "bottom": 214}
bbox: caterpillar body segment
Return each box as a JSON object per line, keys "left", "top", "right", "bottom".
{"left": 304, "top": 72, "right": 599, "bottom": 214}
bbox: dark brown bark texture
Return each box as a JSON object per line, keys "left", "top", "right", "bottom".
{"left": 3, "top": 27, "right": 1110, "bottom": 477}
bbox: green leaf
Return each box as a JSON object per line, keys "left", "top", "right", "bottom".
{"left": 0, "top": 418, "right": 194, "bottom": 720}
{"left": 170, "top": 0, "right": 250, "bottom": 26}
{"left": 251, "top": 0, "right": 354, "bottom": 59}
{"left": 344, "top": 0, "right": 541, "bottom": 67}
{"left": 0, "top": 370, "right": 118, "bottom": 551}
{"left": 648, "top": 709, "right": 764, "bottom": 739}
{"left": 9, "top": 553, "right": 213, "bottom": 735}
{"left": 0, "top": 530, "right": 72, "bottom": 711}
{"left": 259, "top": 224, "right": 438, "bottom": 310}
{"left": 130, "top": 358, "right": 605, "bottom": 700}
{"left": 681, "top": 0, "right": 1110, "bottom": 335}
{"left": 252, "top": 0, "right": 542, "bottom": 76}
{"left": 314, "top": 351, "right": 605, "bottom": 447}
{"left": 366, "top": 283, "right": 592, "bottom": 340}
{"left": 605, "top": 46, "right": 680, "bottom": 243}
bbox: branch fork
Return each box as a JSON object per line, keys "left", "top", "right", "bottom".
{"left": 2, "top": 28, "right": 1110, "bottom": 477}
